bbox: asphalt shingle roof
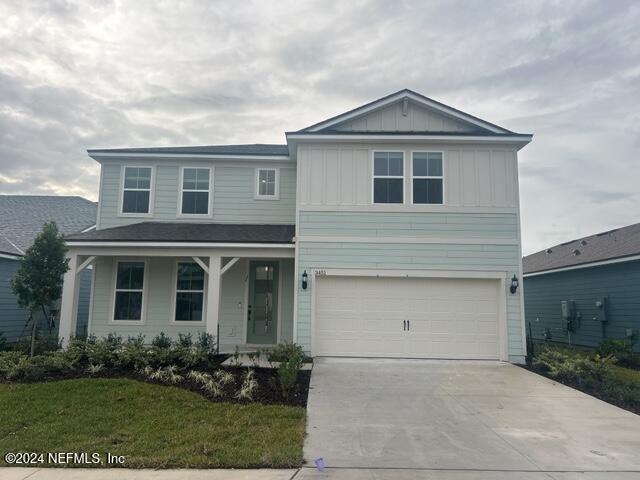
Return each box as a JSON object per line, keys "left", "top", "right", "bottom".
{"left": 0, "top": 196, "right": 97, "bottom": 256}
{"left": 88, "top": 144, "right": 289, "bottom": 156}
{"left": 66, "top": 222, "right": 295, "bottom": 244}
{"left": 523, "top": 222, "right": 640, "bottom": 274}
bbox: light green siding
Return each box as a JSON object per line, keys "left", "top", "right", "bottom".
{"left": 90, "top": 256, "right": 294, "bottom": 350}
{"left": 295, "top": 211, "right": 525, "bottom": 361}
{"left": 97, "top": 163, "right": 296, "bottom": 229}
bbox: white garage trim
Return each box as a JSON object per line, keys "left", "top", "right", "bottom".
{"left": 309, "top": 268, "right": 508, "bottom": 361}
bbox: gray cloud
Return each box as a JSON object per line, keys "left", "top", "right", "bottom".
{"left": 0, "top": 0, "right": 639, "bottom": 254}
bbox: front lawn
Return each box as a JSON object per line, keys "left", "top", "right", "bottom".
{"left": 528, "top": 342, "right": 640, "bottom": 414}
{"left": 0, "top": 378, "right": 306, "bottom": 468}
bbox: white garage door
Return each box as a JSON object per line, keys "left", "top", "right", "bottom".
{"left": 314, "top": 276, "right": 501, "bottom": 359}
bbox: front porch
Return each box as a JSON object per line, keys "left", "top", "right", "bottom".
{"left": 59, "top": 223, "right": 296, "bottom": 352}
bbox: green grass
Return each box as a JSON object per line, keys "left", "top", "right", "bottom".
{"left": 0, "top": 378, "right": 306, "bottom": 468}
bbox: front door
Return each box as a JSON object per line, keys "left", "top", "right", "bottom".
{"left": 247, "top": 261, "right": 279, "bottom": 344}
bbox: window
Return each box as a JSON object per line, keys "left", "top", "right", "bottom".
{"left": 373, "top": 152, "right": 404, "bottom": 204}
{"left": 412, "top": 152, "right": 443, "bottom": 204}
{"left": 175, "top": 262, "right": 205, "bottom": 322}
{"left": 180, "top": 167, "right": 210, "bottom": 215}
{"left": 122, "top": 167, "right": 152, "bottom": 214}
{"left": 255, "top": 168, "right": 279, "bottom": 199}
{"left": 113, "top": 261, "right": 145, "bottom": 321}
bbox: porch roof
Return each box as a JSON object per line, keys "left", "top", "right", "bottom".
{"left": 65, "top": 222, "right": 295, "bottom": 244}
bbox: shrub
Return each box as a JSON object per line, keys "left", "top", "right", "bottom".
{"left": 267, "top": 342, "right": 306, "bottom": 363}
{"left": 532, "top": 345, "right": 615, "bottom": 385}
{"left": 86, "top": 334, "right": 122, "bottom": 369}
{"left": 235, "top": 369, "right": 258, "bottom": 401}
{"left": 118, "top": 335, "right": 148, "bottom": 370}
{"left": 598, "top": 337, "right": 638, "bottom": 368}
{"left": 0, "top": 351, "right": 73, "bottom": 381}
{"left": 12, "top": 334, "right": 60, "bottom": 356}
{"left": 275, "top": 350, "right": 303, "bottom": 400}
{"left": 151, "top": 332, "right": 172, "bottom": 349}
{"left": 0, "top": 351, "right": 30, "bottom": 380}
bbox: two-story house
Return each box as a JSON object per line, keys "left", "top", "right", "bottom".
{"left": 59, "top": 89, "right": 532, "bottom": 363}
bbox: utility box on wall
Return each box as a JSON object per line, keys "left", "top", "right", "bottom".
{"left": 561, "top": 300, "right": 576, "bottom": 332}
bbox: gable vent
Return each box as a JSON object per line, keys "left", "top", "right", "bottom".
{"left": 545, "top": 248, "right": 553, "bottom": 254}
{"left": 402, "top": 97, "right": 409, "bottom": 116}
{"left": 572, "top": 249, "right": 581, "bottom": 255}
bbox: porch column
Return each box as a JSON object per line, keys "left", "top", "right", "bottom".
{"left": 206, "top": 255, "right": 222, "bottom": 339}
{"left": 59, "top": 252, "right": 79, "bottom": 348}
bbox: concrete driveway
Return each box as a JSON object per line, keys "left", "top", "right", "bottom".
{"left": 300, "top": 358, "right": 640, "bottom": 479}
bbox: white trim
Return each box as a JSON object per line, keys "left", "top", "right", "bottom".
{"left": 170, "top": 259, "right": 207, "bottom": 326}
{"left": 80, "top": 224, "right": 97, "bottom": 233}
{"left": 298, "top": 204, "right": 518, "bottom": 214}
{"left": 371, "top": 150, "right": 405, "bottom": 205}
{"left": 89, "top": 152, "right": 291, "bottom": 161}
{"left": 296, "top": 235, "right": 518, "bottom": 245}
{"left": 254, "top": 167, "right": 280, "bottom": 200}
{"left": 86, "top": 262, "right": 96, "bottom": 336}
{"left": 118, "top": 165, "right": 155, "bottom": 217}
{"left": 410, "top": 150, "right": 445, "bottom": 205}
{"left": 191, "top": 256, "right": 210, "bottom": 274}
{"left": 309, "top": 267, "right": 508, "bottom": 361}
{"left": 0, "top": 252, "right": 21, "bottom": 260}
{"left": 287, "top": 133, "right": 532, "bottom": 145}
{"left": 523, "top": 254, "right": 640, "bottom": 277}
{"left": 177, "top": 166, "right": 214, "bottom": 218}
{"left": 304, "top": 91, "right": 508, "bottom": 134}
{"left": 220, "top": 257, "right": 240, "bottom": 276}
{"left": 76, "top": 255, "right": 96, "bottom": 273}
{"left": 110, "top": 258, "right": 148, "bottom": 324}
{"left": 96, "top": 164, "right": 104, "bottom": 229}
{"left": 66, "top": 241, "right": 294, "bottom": 249}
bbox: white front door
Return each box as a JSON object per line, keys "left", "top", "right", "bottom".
{"left": 314, "top": 276, "right": 501, "bottom": 359}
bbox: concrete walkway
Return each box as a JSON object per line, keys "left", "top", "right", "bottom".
{"left": 303, "top": 358, "right": 640, "bottom": 478}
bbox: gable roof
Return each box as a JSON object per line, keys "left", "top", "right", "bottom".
{"left": 88, "top": 144, "right": 289, "bottom": 158}
{"left": 66, "top": 222, "right": 295, "bottom": 245}
{"left": 523, "top": 222, "right": 640, "bottom": 275}
{"left": 295, "top": 89, "right": 516, "bottom": 134}
{"left": 0, "top": 196, "right": 97, "bottom": 257}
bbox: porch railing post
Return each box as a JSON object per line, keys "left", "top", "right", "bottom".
{"left": 59, "top": 252, "right": 79, "bottom": 348}
{"left": 206, "top": 255, "right": 222, "bottom": 343}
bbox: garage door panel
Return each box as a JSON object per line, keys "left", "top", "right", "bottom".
{"left": 314, "top": 276, "right": 501, "bottom": 359}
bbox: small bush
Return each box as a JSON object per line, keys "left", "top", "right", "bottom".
{"left": 275, "top": 350, "right": 303, "bottom": 400}
{"left": 151, "top": 332, "right": 172, "bottom": 349}
{"left": 118, "top": 335, "right": 148, "bottom": 370}
{"left": 12, "top": 334, "right": 60, "bottom": 356}
{"left": 86, "top": 334, "right": 122, "bottom": 369}
{"left": 0, "top": 351, "right": 73, "bottom": 381}
{"left": 598, "top": 337, "right": 638, "bottom": 368}
{"left": 235, "top": 369, "right": 258, "bottom": 401}
{"left": 267, "top": 342, "right": 306, "bottom": 363}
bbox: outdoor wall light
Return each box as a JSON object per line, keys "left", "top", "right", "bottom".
{"left": 509, "top": 274, "right": 519, "bottom": 294}
{"left": 302, "top": 270, "right": 308, "bottom": 290}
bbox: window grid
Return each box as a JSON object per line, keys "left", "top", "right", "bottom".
{"left": 113, "top": 261, "right": 145, "bottom": 321}
{"left": 256, "top": 168, "right": 278, "bottom": 199}
{"left": 412, "top": 152, "right": 444, "bottom": 205}
{"left": 121, "top": 167, "right": 152, "bottom": 214}
{"left": 373, "top": 151, "right": 404, "bottom": 204}
{"left": 180, "top": 167, "right": 211, "bottom": 215}
{"left": 174, "top": 262, "right": 205, "bottom": 322}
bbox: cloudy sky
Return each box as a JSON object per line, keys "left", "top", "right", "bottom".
{"left": 1, "top": 0, "right": 639, "bottom": 254}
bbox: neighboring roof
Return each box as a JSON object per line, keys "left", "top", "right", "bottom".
{"left": 66, "top": 222, "right": 295, "bottom": 244}
{"left": 88, "top": 144, "right": 289, "bottom": 157}
{"left": 294, "top": 89, "right": 519, "bottom": 134}
{"left": 0, "top": 196, "right": 97, "bottom": 257}
{"left": 523, "top": 222, "right": 640, "bottom": 275}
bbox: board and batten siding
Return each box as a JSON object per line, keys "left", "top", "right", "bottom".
{"left": 524, "top": 260, "right": 640, "bottom": 351}
{"left": 97, "top": 161, "right": 296, "bottom": 229}
{"left": 0, "top": 258, "right": 90, "bottom": 343}
{"left": 89, "top": 256, "right": 294, "bottom": 350}
{"left": 297, "top": 143, "right": 518, "bottom": 209}
{"left": 333, "top": 101, "right": 478, "bottom": 133}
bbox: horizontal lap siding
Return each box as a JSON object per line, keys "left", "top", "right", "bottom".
{"left": 524, "top": 261, "right": 640, "bottom": 350}
{"left": 98, "top": 163, "right": 296, "bottom": 229}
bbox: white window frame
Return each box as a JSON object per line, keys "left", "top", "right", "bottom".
{"left": 171, "top": 259, "right": 208, "bottom": 325}
{"left": 254, "top": 168, "right": 280, "bottom": 200}
{"left": 410, "top": 151, "right": 445, "bottom": 205}
{"left": 119, "top": 165, "right": 155, "bottom": 217}
{"left": 110, "top": 258, "right": 148, "bottom": 324}
{"left": 371, "top": 150, "right": 405, "bottom": 205}
{"left": 177, "top": 166, "right": 213, "bottom": 218}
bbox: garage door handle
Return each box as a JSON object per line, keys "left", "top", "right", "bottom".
{"left": 403, "top": 320, "right": 406, "bottom": 331}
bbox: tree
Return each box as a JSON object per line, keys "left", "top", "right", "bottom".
{"left": 10, "top": 221, "right": 70, "bottom": 356}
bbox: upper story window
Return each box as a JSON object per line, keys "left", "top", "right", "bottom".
{"left": 113, "top": 261, "right": 145, "bottom": 321}
{"left": 412, "top": 152, "right": 444, "bottom": 204}
{"left": 180, "top": 167, "right": 211, "bottom": 215}
{"left": 122, "top": 167, "right": 152, "bottom": 214}
{"left": 373, "top": 152, "right": 404, "bottom": 204}
{"left": 255, "top": 168, "right": 279, "bottom": 200}
{"left": 174, "top": 261, "right": 205, "bottom": 322}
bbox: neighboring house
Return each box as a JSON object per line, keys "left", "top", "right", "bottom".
{"left": 60, "top": 89, "right": 532, "bottom": 363}
{"left": 0, "top": 196, "right": 97, "bottom": 343}
{"left": 523, "top": 223, "right": 640, "bottom": 351}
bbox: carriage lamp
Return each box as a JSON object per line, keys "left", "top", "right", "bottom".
{"left": 302, "top": 270, "right": 308, "bottom": 290}
{"left": 509, "top": 275, "right": 519, "bottom": 294}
